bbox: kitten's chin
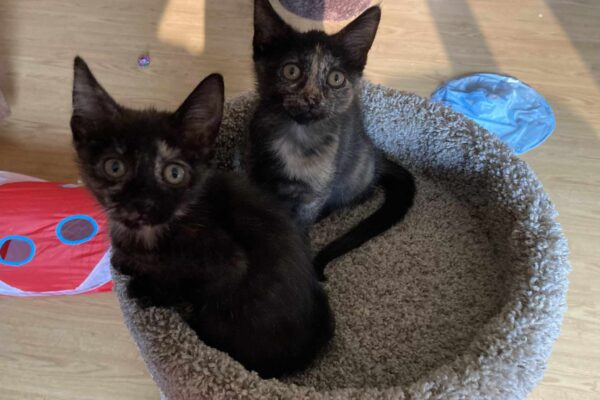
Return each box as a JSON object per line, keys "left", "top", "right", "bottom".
{"left": 120, "top": 219, "right": 147, "bottom": 230}
{"left": 287, "top": 109, "right": 329, "bottom": 125}
{"left": 115, "top": 214, "right": 170, "bottom": 230}
{"left": 111, "top": 221, "right": 167, "bottom": 249}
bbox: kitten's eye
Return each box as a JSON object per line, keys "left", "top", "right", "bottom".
{"left": 327, "top": 70, "right": 345, "bottom": 88}
{"left": 103, "top": 158, "right": 127, "bottom": 179}
{"left": 163, "top": 163, "right": 188, "bottom": 186}
{"left": 282, "top": 63, "right": 302, "bottom": 81}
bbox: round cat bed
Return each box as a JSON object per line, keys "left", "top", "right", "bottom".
{"left": 113, "top": 82, "right": 570, "bottom": 399}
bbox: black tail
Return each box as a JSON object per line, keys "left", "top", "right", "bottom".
{"left": 314, "top": 159, "right": 416, "bottom": 280}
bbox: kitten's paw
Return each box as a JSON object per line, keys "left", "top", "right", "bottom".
{"left": 134, "top": 295, "right": 155, "bottom": 309}
{"left": 127, "top": 278, "right": 156, "bottom": 308}
{"left": 313, "top": 258, "right": 328, "bottom": 282}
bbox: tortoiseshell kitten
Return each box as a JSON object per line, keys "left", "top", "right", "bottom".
{"left": 70, "top": 57, "right": 334, "bottom": 378}
{"left": 248, "top": 0, "right": 416, "bottom": 280}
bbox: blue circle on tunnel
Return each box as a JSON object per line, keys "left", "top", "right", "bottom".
{"left": 0, "top": 235, "right": 36, "bottom": 267}
{"left": 56, "top": 214, "right": 99, "bottom": 245}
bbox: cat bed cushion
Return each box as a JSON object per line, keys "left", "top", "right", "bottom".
{"left": 113, "top": 82, "right": 570, "bottom": 399}
{"left": 431, "top": 73, "right": 556, "bottom": 154}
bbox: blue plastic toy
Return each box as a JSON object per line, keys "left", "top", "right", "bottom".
{"left": 431, "top": 73, "right": 555, "bottom": 154}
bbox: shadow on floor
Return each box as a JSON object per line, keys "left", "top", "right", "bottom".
{"left": 0, "top": 0, "right": 16, "bottom": 105}
{"left": 545, "top": 0, "right": 600, "bottom": 90}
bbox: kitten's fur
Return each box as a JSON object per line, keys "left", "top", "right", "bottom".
{"left": 70, "top": 57, "right": 334, "bottom": 378}
{"left": 249, "top": 0, "right": 416, "bottom": 280}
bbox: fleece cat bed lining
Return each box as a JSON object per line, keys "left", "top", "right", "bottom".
{"left": 113, "top": 82, "right": 570, "bottom": 399}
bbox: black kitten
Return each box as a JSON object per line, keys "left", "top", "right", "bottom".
{"left": 70, "top": 57, "right": 334, "bottom": 379}
{"left": 248, "top": 0, "right": 416, "bottom": 280}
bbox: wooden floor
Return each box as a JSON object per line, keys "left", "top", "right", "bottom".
{"left": 0, "top": 0, "right": 598, "bottom": 398}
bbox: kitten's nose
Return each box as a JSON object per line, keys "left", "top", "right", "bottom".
{"left": 304, "top": 93, "right": 321, "bottom": 107}
{"left": 132, "top": 199, "right": 153, "bottom": 211}
{"left": 126, "top": 199, "right": 157, "bottom": 220}
{"left": 120, "top": 209, "right": 150, "bottom": 229}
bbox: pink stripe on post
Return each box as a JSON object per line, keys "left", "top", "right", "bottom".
{"left": 278, "top": 0, "right": 372, "bottom": 22}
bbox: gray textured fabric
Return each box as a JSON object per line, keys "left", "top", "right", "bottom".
{"left": 113, "top": 82, "right": 570, "bottom": 400}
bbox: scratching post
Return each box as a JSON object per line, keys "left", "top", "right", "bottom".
{"left": 268, "top": 0, "right": 383, "bottom": 34}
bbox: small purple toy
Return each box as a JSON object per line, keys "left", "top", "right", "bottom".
{"left": 137, "top": 54, "right": 151, "bottom": 68}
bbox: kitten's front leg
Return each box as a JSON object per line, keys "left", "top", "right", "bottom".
{"left": 127, "top": 275, "right": 179, "bottom": 309}
{"left": 273, "top": 180, "right": 323, "bottom": 226}
{"left": 293, "top": 196, "right": 328, "bottom": 228}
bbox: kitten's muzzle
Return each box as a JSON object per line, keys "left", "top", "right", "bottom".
{"left": 288, "top": 107, "right": 327, "bottom": 124}
{"left": 119, "top": 211, "right": 151, "bottom": 229}
{"left": 286, "top": 98, "right": 327, "bottom": 123}
{"left": 304, "top": 93, "right": 321, "bottom": 108}
{"left": 117, "top": 200, "right": 163, "bottom": 228}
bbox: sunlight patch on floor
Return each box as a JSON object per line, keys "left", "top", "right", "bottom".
{"left": 158, "top": 0, "right": 205, "bottom": 55}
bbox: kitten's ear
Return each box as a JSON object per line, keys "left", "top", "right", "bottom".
{"left": 173, "top": 74, "right": 224, "bottom": 150}
{"left": 253, "top": 0, "right": 292, "bottom": 55}
{"left": 71, "top": 56, "right": 120, "bottom": 141}
{"left": 334, "top": 6, "right": 381, "bottom": 69}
